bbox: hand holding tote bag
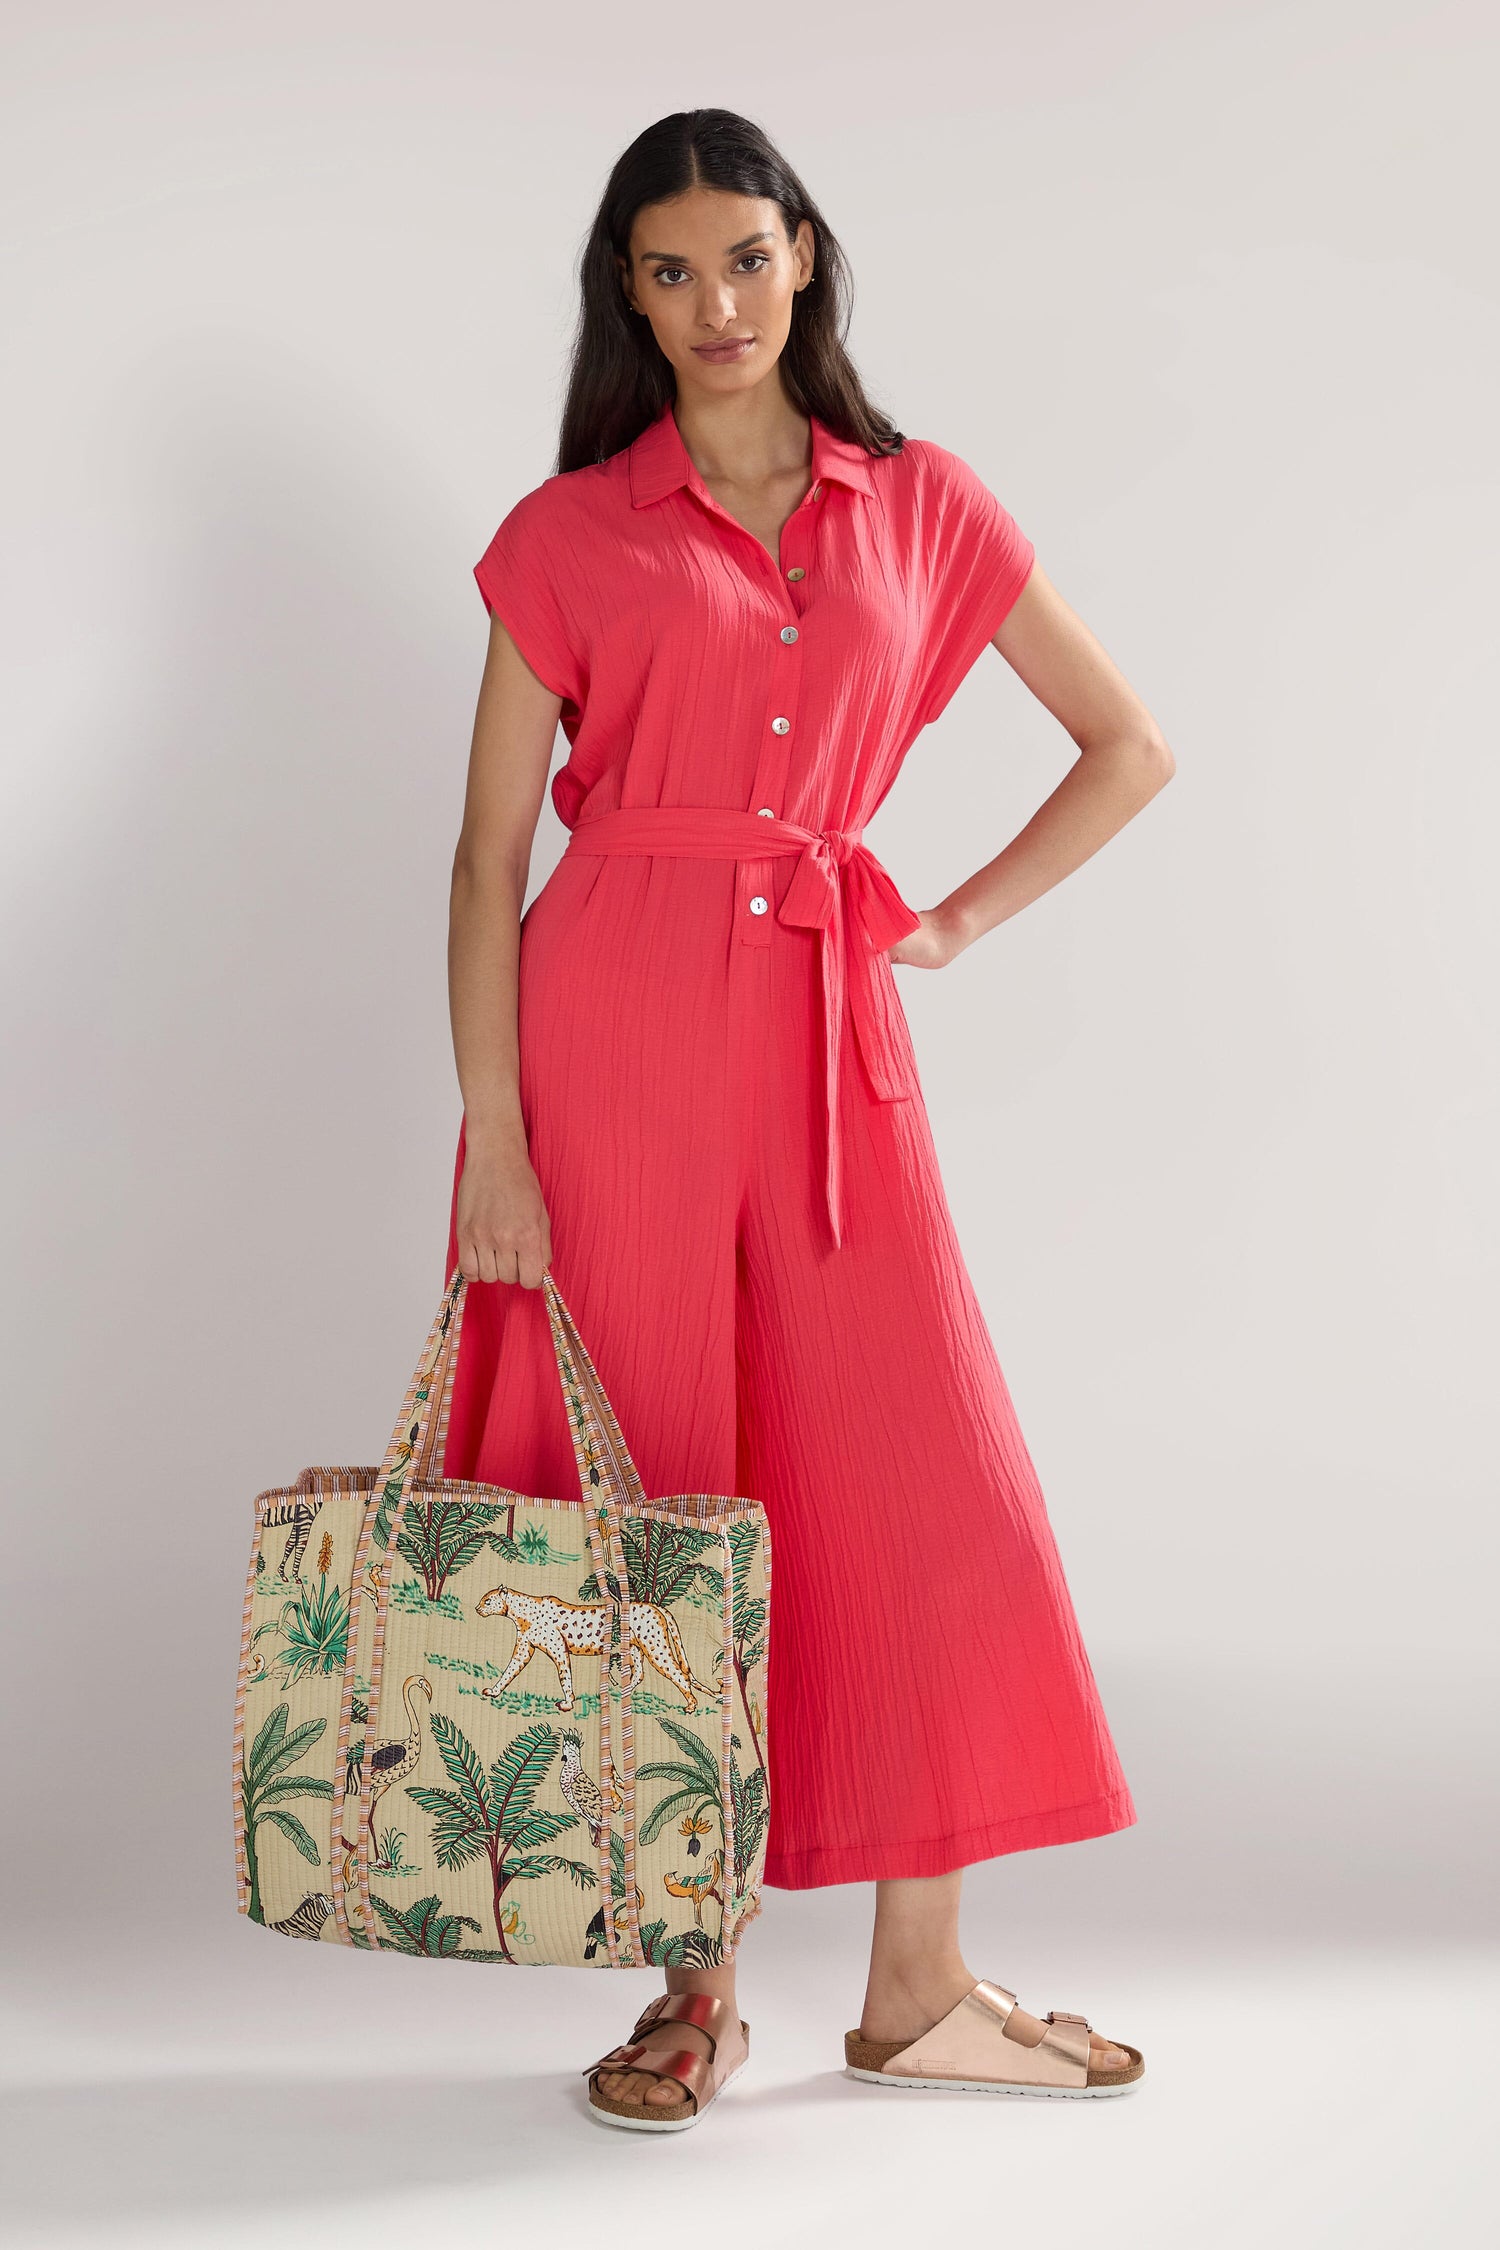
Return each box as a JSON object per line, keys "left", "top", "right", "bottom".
{"left": 233, "top": 1268, "right": 771, "bottom": 1967}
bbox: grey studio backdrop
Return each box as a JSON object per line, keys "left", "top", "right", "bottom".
{"left": 2, "top": 5, "right": 1494, "bottom": 2247}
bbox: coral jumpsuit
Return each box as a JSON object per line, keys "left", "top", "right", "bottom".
{"left": 443, "top": 399, "right": 1136, "bottom": 1888}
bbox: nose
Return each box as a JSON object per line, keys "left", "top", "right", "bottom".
{"left": 699, "top": 280, "right": 738, "bottom": 331}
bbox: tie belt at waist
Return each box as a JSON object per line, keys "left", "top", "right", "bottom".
{"left": 562, "top": 806, "right": 923, "bottom": 1248}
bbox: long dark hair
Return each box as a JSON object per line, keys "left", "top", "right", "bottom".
{"left": 555, "top": 109, "right": 903, "bottom": 475}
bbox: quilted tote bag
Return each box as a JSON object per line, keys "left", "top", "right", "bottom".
{"left": 233, "top": 1267, "right": 771, "bottom": 1968}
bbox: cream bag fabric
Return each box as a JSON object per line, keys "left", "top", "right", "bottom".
{"left": 233, "top": 1269, "right": 771, "bottom": 1967}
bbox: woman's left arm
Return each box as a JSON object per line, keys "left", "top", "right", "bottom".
{"left": 892, "top": 561, "right": 1176, "bottom": 969}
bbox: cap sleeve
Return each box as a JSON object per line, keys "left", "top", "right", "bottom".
{"left": 473, "top": 484, "right": 586, "bottom": 713}
{"left": 916, "top": 445, "right": 1034, "bottom": 728}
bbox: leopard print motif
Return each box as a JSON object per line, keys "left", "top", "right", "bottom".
{"left": 474, "top": 1586, "right": 720, "bottom": 1712}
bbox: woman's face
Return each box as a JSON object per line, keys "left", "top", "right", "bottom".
{"left": 619, "top": 187, "right": 814, "bottom": 397}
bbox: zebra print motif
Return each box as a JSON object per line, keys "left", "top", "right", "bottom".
{"left": 258, "top": 1496, "right": 323, "bottom": 1581}
{"left": 268, "top": 1892, "right": 335, "bottom": 1941}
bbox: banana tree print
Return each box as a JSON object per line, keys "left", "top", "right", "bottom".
{"left": 404, "top": 1714, "right": 595, "bottom": 1960}
{"left": 240, "top": 1702, "right": 335, "bottom": 1925}
{"left": 637, "top": 1713, "right": 767, "bottom": 1909}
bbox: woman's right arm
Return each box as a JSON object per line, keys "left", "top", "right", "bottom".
{"left": 447, "top": 614, "right": 564, "bottom": 1288}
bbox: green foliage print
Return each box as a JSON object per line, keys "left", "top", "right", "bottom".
{"left": 395, "top": 1501, "right": 583, "bottom": 1609}
{"left": 725, "top": 1517, "right": 768, "bottom": 1794}
{"left": 508, "top": 1519, "right": 580, "bottom": 1570}
{"left": 404, "top": 1714, "right": 595, "bottom": 1959}
{"left": 251, "top": 1573, "right": 350, "bottom": 1686}
{"left": 391, "top": 1578, "right": 463, "bottom": 1621}
{"left": 240, "top": 1702, "right": 335, "bottom": 1925}
{"left": 366, "top": 1287, "right": 461, "bottom": 1572}
{"left": 639, "top": 1919, "right": 724, "bottom": 1967}
{"left": 575, "top": 1518, "right": 723, "bottom": 1610}
{"left": 368, "top": 1893, "right": 482, "bottom": 1957}
{"left": 581, "top": 1833, "right": 724, "bottom": 1967}
{"left": 636, "top": 1711, "right": 767, "bottom": 1931}
{"left": 396, "top": 1499, "right": 505, "bottom": 1604}
{"left": 374, "top": 1825, "right": 419, "bottom": 1875}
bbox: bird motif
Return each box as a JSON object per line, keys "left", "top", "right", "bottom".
{"left": 663, "top": 1848, "right": 725, "bottom": 1927}
{"left": 557, "top": 1727, "right": 624, "bottom": 1847}
{"left": 339, "top": 1674, "right": 432, "bottom": 1889}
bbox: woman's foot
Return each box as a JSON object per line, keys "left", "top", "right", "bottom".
{"left": 860, "top": 1960, "right": 1131, "bottom": 2074}
{"left": 593, "top": 1968, "right": 738, "bottom": 2112}
{"left": 860, "top": 1871, "right": 1133, "bottom": 2075}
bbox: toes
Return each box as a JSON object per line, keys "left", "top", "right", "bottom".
{"left": 596, "top": 2066, "right": 685, "bottom": 2106}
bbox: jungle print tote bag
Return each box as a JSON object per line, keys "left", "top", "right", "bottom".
{"left": 233, "top": 1268, "right": 771, "bottom": 1968}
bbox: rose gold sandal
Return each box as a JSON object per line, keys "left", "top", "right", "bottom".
{"left": 845, "top": 1978, "right": 1144, "bottom": 2100}
{"left": 583, "top": 1990, "right": 751, "bottom": 2133}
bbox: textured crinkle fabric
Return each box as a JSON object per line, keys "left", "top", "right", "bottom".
{"left": 446, "top": 400, "right": 1136, "bottom": 1889}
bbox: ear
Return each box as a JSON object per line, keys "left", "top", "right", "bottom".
{"left": 791, "top": 215, "right": 815, "bottom": 292}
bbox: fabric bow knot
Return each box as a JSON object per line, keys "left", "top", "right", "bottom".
{"left": 563, "top": 807, "right": 923, "bottom": 1247}
{"left": 775, "top": 828, "right": 923, "bottom": 1242}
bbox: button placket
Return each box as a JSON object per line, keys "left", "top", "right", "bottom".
{"left": 736, "top": 477, "right": 822, "bottom": 945}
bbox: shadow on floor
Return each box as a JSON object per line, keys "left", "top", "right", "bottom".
{"left": 2, "top": 2071, "right": 570, "bottom": 2232}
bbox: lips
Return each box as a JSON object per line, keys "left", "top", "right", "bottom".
{"left": 694, "top": 338, "right": 754, "bottom": 359}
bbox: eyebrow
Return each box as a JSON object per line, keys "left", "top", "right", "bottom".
{"left": 638, "top": 231, "right": 774, "bottom": 263}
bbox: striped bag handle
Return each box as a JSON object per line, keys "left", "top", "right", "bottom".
{"left": 375, "top": 1265, "right": 648, "bottom": 1517}
{"left": 371, "top": 1265, "right": 647, "bottom": 1965}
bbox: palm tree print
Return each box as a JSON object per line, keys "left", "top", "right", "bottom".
{"left": 575, "top": 1519, "right": 723, "bottom": 1611}
{"left": 369, "top": 1893, "right": 482, "bottom": 1957}
{"left": 404, "top": 1714, "right": 595, "bottom": 1960}
{"left": 396, "top": 1499, "right": 506, "bottom": 1605}
{"left": 240, "top": 1702, "right": 335, "bottom": 1925}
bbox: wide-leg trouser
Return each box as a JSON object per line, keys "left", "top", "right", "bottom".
{"left": 443, "top": 853, "right": 1135, "bottom": 1888}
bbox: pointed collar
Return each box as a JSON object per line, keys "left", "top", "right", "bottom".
{"left": 628, "top": 399, "right": 877, "bottom": 508}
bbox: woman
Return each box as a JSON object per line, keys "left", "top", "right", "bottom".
{"left": 444, "top": 108, "right": 1172, "bottom": 2129}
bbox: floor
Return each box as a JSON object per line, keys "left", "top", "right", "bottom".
{"left": 6, "top": 1914, "right": 1491, "bottom": 2250}
{"left": 7, "top": 1661, "right": 1491, "bottom": 2248}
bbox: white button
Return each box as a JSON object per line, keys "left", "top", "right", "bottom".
{"left": 811, "top": 483, "right": 823, "bottom": 498}
{"left": 786, "top": 566, "right": 806, "bottom": 581}
{"left": 780, "top": 625, "right": 799, "bottom": 643}
{"left": 771, "top": 716, "right": 790, "bottom": 734}
{"left": 756, "top": 806, "right": 775, "bottom": 817}
{"left": 749, "top": 895, "right": 769, "bottom": 915}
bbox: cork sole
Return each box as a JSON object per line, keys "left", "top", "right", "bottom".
{"left": 586, "top": 2025, "right": 751, "bottom": 2132}
{"left": 844, "top": 2029, "right": 1144, "bottom": 2098}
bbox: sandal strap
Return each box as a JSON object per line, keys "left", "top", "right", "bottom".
{"left": 629, "top": 1987, "right": 734, "bottom": 2053}
{"left": 584, "top": 1989, "right": 744, "bottom": 2092}
{"left": 881, "top": 1979, "right": 1091, "bottom": 2088}
{"left": 584, "top": 2040, "right": 714, "bottom": 2108}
